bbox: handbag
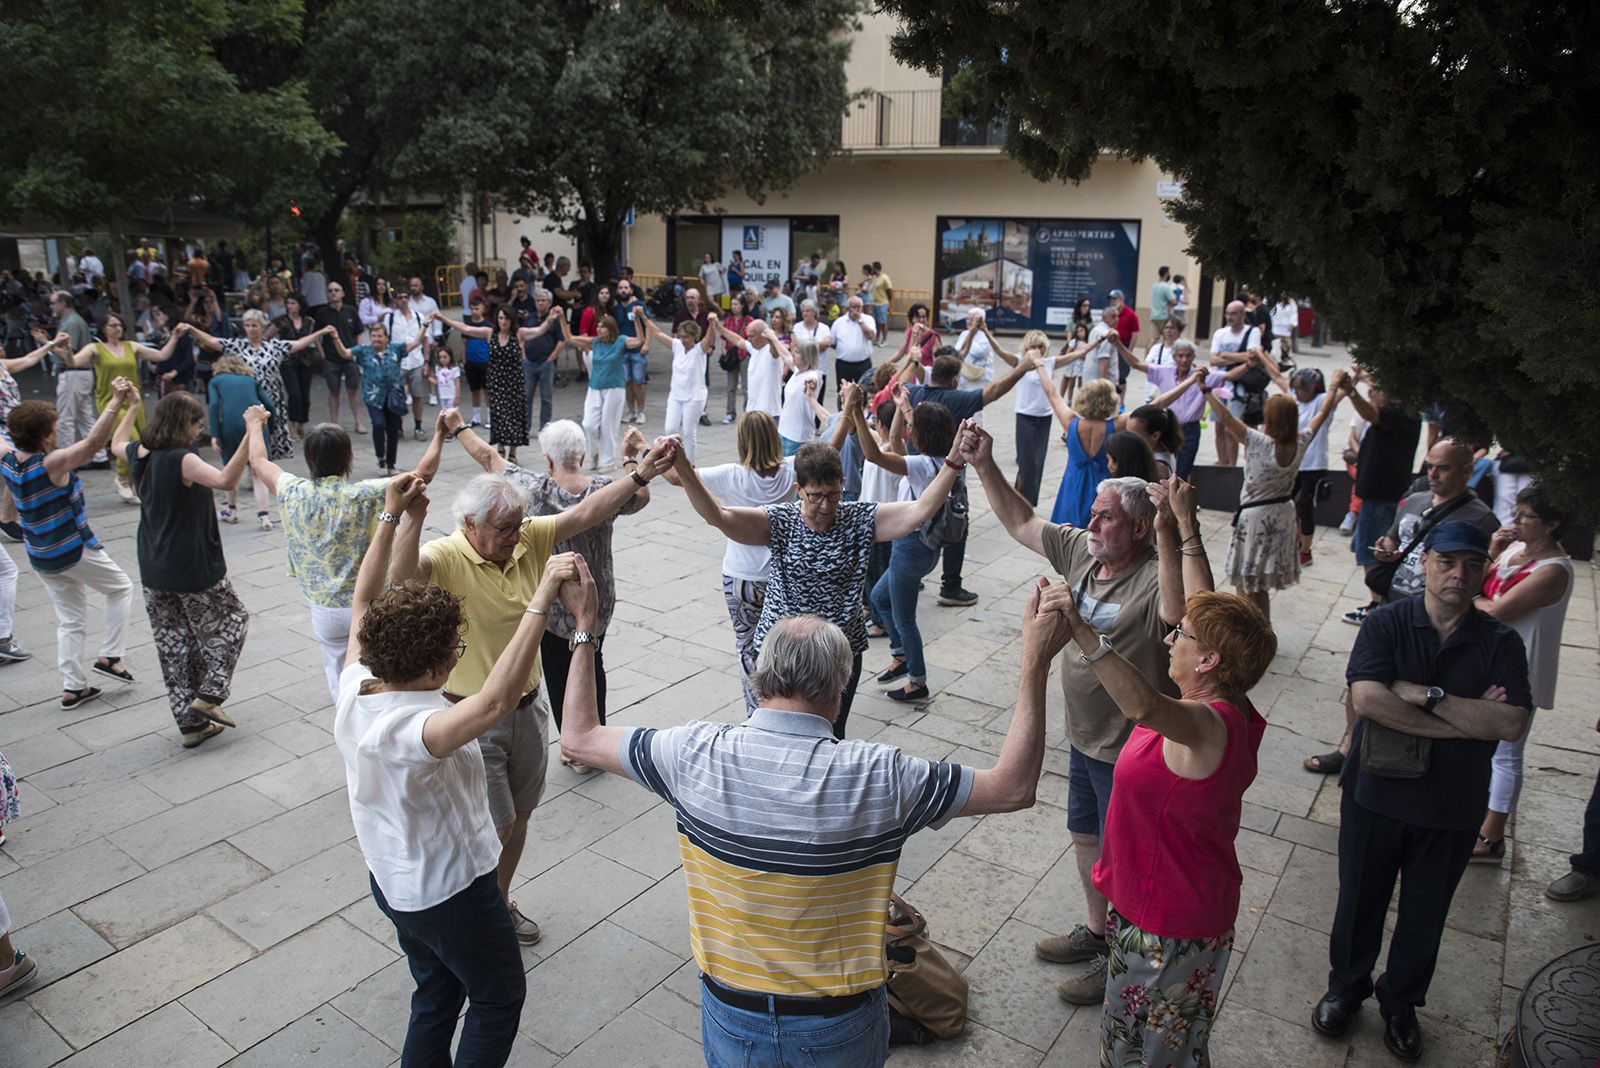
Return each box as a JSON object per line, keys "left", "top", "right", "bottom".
{"left": 718, "top": 347, "right": 741, "bottom": 372}
{"left": 918, "top": 476, "right": 969, "bottom": 549}
{"left": 1363, "top": 493, "right": 1472, "bottom": 597}
{"left": 885, "top": 893, "right": 967, "bottom": 1041}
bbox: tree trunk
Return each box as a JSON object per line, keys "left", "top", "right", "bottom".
{"left": 579, "top": 214, "right": 622, "bottom": 284}
{"left": 314, "top": 213, "right": 347, "bottom": 295}
{"left": 108, "top": 228, "right": 134, "bottom": 337}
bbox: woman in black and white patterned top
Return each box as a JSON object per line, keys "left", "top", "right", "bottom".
{"left": 670, "top": 404, "right": 973, "bottom": 738}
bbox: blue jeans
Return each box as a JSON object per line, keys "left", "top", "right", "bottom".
{"left": 624, "top": 351, "right": 648, "bottom": 384}
{"left": 371, "top": 870, "right": 526, "bottom": 1068}
{"left": 523, "top": 359, "right": 554, "bottom": 431}
{"left": 869, "top": 534, "right": 941, "bottom": 684}
{"left": 1177, "top": 421, "right": 1202, "bottom": 479}
{"left": 701, "top": 981, "right": 889, "bottom": 1068}
{"left": 1351, "top": 499, "right": 1398, "bottom": 567}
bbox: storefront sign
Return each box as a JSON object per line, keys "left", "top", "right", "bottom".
{"left": 722, "top": 218, "right": 789, "bottom": 288}
{"left": 934, "top": 217, "right": 1140, "bottom": 332}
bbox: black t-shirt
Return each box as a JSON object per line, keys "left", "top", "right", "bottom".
{"left": 316, "top": 303, "right": 361, "bottom": 363}
{"left": 1246, "top": 303, "right": 1273, "bottom": 339}
{"left": 1353, "top": 403, "right": 1422, "bottom": 503}
{"left": 127, "top": 444, "right": 227, "bottom": 593}
{"left": 1342, "top": 596, "right": 1532, "bottom": 831}
{"left": 544, "top": 274, "right": 568, "bottom": 311}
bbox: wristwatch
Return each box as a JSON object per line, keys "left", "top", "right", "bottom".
{"left": 376, "top": 510, "right": 400, "bottom": 525}
{"left": 1079, "top": 634, "right": 1114, "bottom": 664}
{"left": 569, "top": 630, "right": 596, "bottom": 651}
{"left": 1422, "top": 686, "right": 1445, "bottom": 713}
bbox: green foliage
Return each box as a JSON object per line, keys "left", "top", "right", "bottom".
{"left": 881, "top": 0, "right": 1600, "bottom": 512}
{"left": 366, "top": 213, "right": 457, "bottom": 287}
{"left": 482, "top": 0, "right": 860, "bottom": 277}
{"left": 0, "top": 0, "right": 334, "bottom": 230}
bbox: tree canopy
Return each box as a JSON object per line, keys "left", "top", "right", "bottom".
{"left": 483, "top": 0, "right": 859, "bottom": 277}
{"left": 881, "top": 0, "right": 1600, "bottom": 509}
{"left": 0, "top": 0, "right": 333, "bottom": 231}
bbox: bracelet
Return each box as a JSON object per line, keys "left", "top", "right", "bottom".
{"left": 377, "top": 510, "right": 400, "bottom": 525}
{"left": 944, "top": 457, "right": 965, "bottom": 471}
{"left": 622, "top": 458, "right": 639, "bottom": 467}
{"left": 525, "top": 606, "right": 546, "bottom": 616}
{"left": 1180, "top": 532, "right": 1203, "bottom": 544}
{"left": 630, "top": 470, "right": 649, "bottom": 487}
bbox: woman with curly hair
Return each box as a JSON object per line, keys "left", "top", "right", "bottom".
{"left": 334, "top": 473, "right": 582, "bottom": 1066}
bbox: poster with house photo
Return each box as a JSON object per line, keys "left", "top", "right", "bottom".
{"left": 937, "top": 219, "right": 1000, "bottom": 327}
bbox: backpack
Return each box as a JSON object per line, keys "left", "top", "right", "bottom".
{"left": 918, "top": 474, "right": 968, "bottom": 550}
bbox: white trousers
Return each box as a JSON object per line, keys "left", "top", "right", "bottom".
{"left": 1488, "top": 712, "right": 1536, "bottom": 814}
{"left": 582, "top": 387, "right": 625, "bottom": 468}
{"left": 55, "top": 370, "right": 102, "bottom": 460}
{"left": 0, "top": 544, "right": 16, "bottom": 639}
{"left": 309, "top": 602, "right": 353, "bottom": 702}
{"left": 34, "top": 548, "right": 133, "bottom": 690}
{"left": 0, "top": 886, "right": 10, "bottom": 937}
{"left": 664, "top": 395, "right": 706, "bottom": 465}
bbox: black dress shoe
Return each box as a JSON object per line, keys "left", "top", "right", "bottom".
{"left": 1311, "top": 990, "right": 1362, "bottom": 1037}
{"left": 1381, "top": 1007, "right": 1423, "bottom": 1062}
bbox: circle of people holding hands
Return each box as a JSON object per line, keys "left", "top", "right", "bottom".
{"left": 0, "top": 271, "right": 1586, "bottom": 1068}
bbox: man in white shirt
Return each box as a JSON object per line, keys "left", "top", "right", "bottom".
{"left": 385, "top": 295, "right": 432, "bottom": 440}
{"left": 78, "top": 248, "right": 105, "bottom": 284}
{"left": 406, "top": 276, "right": 444, "bottom": 408}
{"left": 1208, "top": 300, "right": 1264, "bottom": 464}
{"left": 830, "top": 296, "right": 877, "bottom": 400}
{"left": 699, "top": 253, "right": 727, "bottom": 310}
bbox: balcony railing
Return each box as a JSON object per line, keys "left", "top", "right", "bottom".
{"left": 840, "top": 90, "right": 1006, "bottom": 150}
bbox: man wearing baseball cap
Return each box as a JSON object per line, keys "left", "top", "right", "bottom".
{"left": 1106, "top": 289, "right": 1140, "bottom": 390}
{"left": 1314, "top": 521, "right": 1532, "bottom": 1062}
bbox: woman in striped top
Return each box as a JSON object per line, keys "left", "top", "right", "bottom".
{"left": 0, "top": 377, "right": 139, "bottom": 708}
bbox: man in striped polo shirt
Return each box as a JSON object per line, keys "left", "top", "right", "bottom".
{"left": 557, "top": 560, "right": 1074, "bottom": 1065}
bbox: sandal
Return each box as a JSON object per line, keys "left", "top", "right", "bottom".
{"left": 1469, "top": 835, "right": 1506, "bottom": 864}
{"left": 93, "top": 659, "right": 134, "bottom": 682}
{"left": 181, "top": 722, "right": 226, "bottom": 749}
{"left": 61, "top": 686, "right": 102, "bottom": 709}
{"left": 1304, "top": 750, "right": 1345, "bottom": 774}
{"left": 189, "top": 697, "right": 237, "bottom": 729}
{"left": 866, "top": 623, "right": 888, "bottom": 639}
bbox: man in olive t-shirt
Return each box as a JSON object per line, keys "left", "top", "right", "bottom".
{"left": 963, "top": 429, "right": 1184, "bottom": 1005}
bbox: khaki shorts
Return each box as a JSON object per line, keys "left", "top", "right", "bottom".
{"left": 476, "top": 689, "right": 550, "bottom": 828}
{"left": 403, "top": 365, "right": 429, "bottom": 398}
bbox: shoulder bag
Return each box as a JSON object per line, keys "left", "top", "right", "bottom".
{"left": 885, "top": 892, "right": 967, "bottom": 1042}
{"left": 1363, "top": 493, "right": 1472, "bottom": 598}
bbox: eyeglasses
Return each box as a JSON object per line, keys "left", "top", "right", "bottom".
{"left": 799, "top": 489, "right": 843, "bottom": 505}
{"left": 473, "top": 516, "right": 522, "bottom": 537}
{"left": 1169, "top": 624, "right": 1197, "bottom": 643}
{"left": 454, "top": 640, "right": 467, "bottom": 658}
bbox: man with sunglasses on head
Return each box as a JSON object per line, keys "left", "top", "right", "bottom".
{"left": 316, "top": 281, "right": 364, "bottom": 433}
{"left": 387, "top": 442, "right": 676, "bottom": 947}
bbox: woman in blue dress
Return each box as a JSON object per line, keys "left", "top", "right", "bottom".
{"left": 1037, "top": 377, "right": 1120, "bottom": 526}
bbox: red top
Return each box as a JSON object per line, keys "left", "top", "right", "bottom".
{"left": 1115, "top": 305, "right": 1141, "bottom": 346}
{"left": 1091, "top": 699, "right": 1264, "bottom": 939}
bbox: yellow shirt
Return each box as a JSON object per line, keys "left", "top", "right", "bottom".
{"left": 869, "top": 272, "right": 893, "bottom": 305}
{"left": 422, "top": 517, "right": 559, "bottom": 696}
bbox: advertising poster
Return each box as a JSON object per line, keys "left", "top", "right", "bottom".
{"left": 934, "top": 217, "right": 1140, "bottom": 332}
{"left": 721, "top": 218, "right": 789, "bottom": 288}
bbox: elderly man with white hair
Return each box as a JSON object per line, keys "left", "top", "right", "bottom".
{"left": 962, "top": 424, "right": 1212, "bottom": 1008}
{"left": 389, "top": 433, "right": 676, "bottom": 944}
{"left": 444, "top": 410, "right": 652, "bottom": 770}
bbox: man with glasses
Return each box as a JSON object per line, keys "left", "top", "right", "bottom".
{"left": 49, "top": 291, "right": 104, "bottom": 466}
{"left": 961, "top": 426, "right": 1200, "bottom": 1007}
{"left": 388, "top": 450, "right": 675, "bottom": 946}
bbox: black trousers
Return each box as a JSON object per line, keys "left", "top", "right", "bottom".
{"left": 1014, "top": 412, "right": 1053, "bottom": 507}
{"left": 1294, "top": 469, "right": 1327, "bottom": 537}
{"left": 1574, "top": 765, "right": 1600, "bottom": 878}
{"left": 1328, "top": 792, "right": 1476, "bottom": 1012}
{"left": 834, "top": 651, "right": 863, "bottom": 740}
{"left": 282, "top": 360, "right": 316, "bottom": 424}
{"left": 540, "top": 629, "right": 607, "bottom": 730}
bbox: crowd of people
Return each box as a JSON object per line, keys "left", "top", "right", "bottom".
{"left": 0, "top": 249, "right": 1594, "bottom": 1068}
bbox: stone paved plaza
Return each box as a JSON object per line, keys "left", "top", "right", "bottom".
{"left": 0, "top": 341, "right": 1596, "bottom": 1067}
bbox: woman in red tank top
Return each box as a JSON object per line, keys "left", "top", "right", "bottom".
{"left": 1052, "top": 524, "right": 1278, "bottom": 1068}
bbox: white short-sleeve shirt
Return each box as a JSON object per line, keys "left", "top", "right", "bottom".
{"left": 745, "top": 343, "right": 784, "bottom": 416}
{"left": 698, "top": 460, "right": 798, "bottom": 580}
{"left": 669, "top": 339, "right": 708, "bottom": 403}
{"left": 779, "top": 369, "right": 822, "bottom": 443}
{"left": 333, "top": 664, "right": 501, "bottom": 911}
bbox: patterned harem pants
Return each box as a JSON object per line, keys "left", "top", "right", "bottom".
{"left": 143, "top": 577, "right": 250, "bottom": 731}
{"left": 1100, "top": 906, "right": 1234, "bottom": 1068}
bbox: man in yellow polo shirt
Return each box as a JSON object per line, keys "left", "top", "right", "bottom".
{"left": 390, "top": 441, "right": 675, "bottom": 944}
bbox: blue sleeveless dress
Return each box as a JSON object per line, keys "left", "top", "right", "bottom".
{"left": 1049, "top": 417, "right": 1113, "bottom": 526}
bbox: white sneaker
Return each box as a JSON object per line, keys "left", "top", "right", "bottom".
{"left": 428, "top": 394, "right": 439, "bottom": 406}
{"left": 1339, "top": 511, "right": 1357, "bottom": 533}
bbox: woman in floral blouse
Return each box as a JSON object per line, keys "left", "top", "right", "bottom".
{"left": 245, "top": 414, "right": 446, "bottom": 699}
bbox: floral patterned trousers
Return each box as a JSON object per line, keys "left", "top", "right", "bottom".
{"left": 1100, "top": 907, "right": 1234, "bottom": 1068}
{"left": 143, "top": 578, "right": 249, "bottom": 730}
